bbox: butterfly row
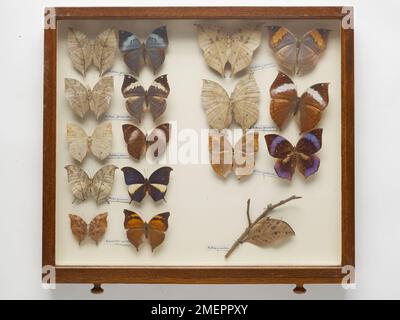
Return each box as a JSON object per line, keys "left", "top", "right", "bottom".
{"left": 68, "top": 25, "right": 329, "bottom": 79}
{"left": 69, "top": 209, "right": 170, "bottom": 251}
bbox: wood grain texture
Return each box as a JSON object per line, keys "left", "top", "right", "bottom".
{"left": 42, "top": 6, "right": 355, "bottom": 285}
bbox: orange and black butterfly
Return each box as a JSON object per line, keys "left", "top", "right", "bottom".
{"left": 124, "top": 209, "right": 170, "bottom": 251}
{"left": 269, "top": 71, "right": 329, "bottom": 133}
{"left": 267, "top": 26, "right": 330, "bottom": 75}
{"left": 264, "top": 128, "right": 323, "bottom": 180}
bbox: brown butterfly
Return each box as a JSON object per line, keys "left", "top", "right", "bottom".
{"left": 208, "top": 132, "right": 259, "bottom": 179}
{"left": 121, "top": 74, "right": 170, "bottom": 123}
{"left": 124, "top": 209, "right": 170, "bottom": 251}
{"left": 68, "top": 213, "right": 108, "bottom": 245}
{"left": 269, "top": 71, "right": 329, "bottom": 133}
{"left": 264, "top": 128, "right": 323, "bottom": 180}
{"left": 122, "top": 123, "right": 171, "bottom": 160}
{"left": 267, "top": 26, "right": 330, "bottom": 75}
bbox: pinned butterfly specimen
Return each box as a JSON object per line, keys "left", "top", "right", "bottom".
{"left": 196, "top": 24, "right": 261, "bottom": 77}
{"left": 124, "top": 209, "right": 170, "bottom": 251}
{"left": 118, "top": 26, "right": 169, "bottom": 75}
{"left": 121, "top": 167, "right": 173, "bottom": 203}
{"left": 269, "top": 72, "right": 329, "bottom": 133}
{"left": 122, "top": 123, "right": 171, "bottom": 160}
{"left": 121, "top": 74, "right": 170, "bottom": 122}
{"left": 267, "top": 26, "right": 330, "bottom": 75}
{"left": 209, "top": 132, "right": 259, "bottom": 179}
{"left": 67, "top": 122, "right": 112, "bottom": 162}
{"left": 201, "top": 74, "right": 260, "bottom": 131}
{"left": 243, "top": 217, "right": 295, "bottom": 247}
{"left": 69, "top": 213, "right": 108, "bottom": 245}
{"left": 264, "top": 128, "right": 323, "bottom": 180}
{"left": 65, "top": 164, "right": 118, "bottom": 204}
{"left": 64, "top": 77, "right": 114, "bottom": 119}
{"left": 67, "top": 28, "right": 118, "bottom": 76}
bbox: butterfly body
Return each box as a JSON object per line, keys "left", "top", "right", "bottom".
{"left": 269, "top": 71, "right": 329, "bottom": 133}
{"left": 124, "top": 210, "right": 170, "bottom": 251}
{"left": 121, "top": 74, "right": 170, "bottom": 122}
{"left": 121, "top": 166, "right": 172, "bottom": 203}
{"left": 264, "top": 128, "right": 323, "bottom": 180}
{"left": 267, "top": 26, "right": 330, "bottom": 75}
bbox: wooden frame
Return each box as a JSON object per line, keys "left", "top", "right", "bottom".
{"left": 43, "top": 6, "right": 354, "bottom": 294}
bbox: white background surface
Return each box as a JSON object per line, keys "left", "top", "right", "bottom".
{"left": 0, "top": 0, "right": 398, "bottom": 299}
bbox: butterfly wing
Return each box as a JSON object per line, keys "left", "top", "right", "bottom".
{"left": 147, "top": 74, "right": 170, "bottom": 121}
{"left": 88, "top": 213, "right": 108, "bottom": 244}
{"left": 90, "top": 122, "right": 113, "bottom": 161}
{"left": 295, "top": 128, "right": 322, "bottom": 178}
{"left": 147, "top": 212, "right": 170, "bottom": 251}
{"left": 120, "top": 167, "right": 147, "bottom": 203}
{"left": 267, "top": 26, "right": 298, "bottom": 75}
{"left": 67, "top": 28, "right": 93, "bottom": 76}
{"left": 147, "top": 167, "right": 173, "bottom": 201}
{"left": 298, "top": 83, "right": 329, "bottom": 133}
{"left": 119, "top": 30, "right": 144, "bottom": 75}
{"left": 201, "top": 80, "right": 231, "bottom": 130}
{"left": 233, "top": 132, "right": 259, "bottom": 179}
{"left": 244, "top": 217, "right": 295, "bottom": 246}
{"left": 91, "top": 76, "right": 114, "bottom": 119}
{"left": 93, "top": 28, "right": 117, "bottom": 76}
{"left": 269, "top": 71, "right": 298, "bottom": 130}
{"left": 68, "top": 214, "right": 88, "bottom": 244}
{"left": 64, "top": 78, "right": 90, "bottom": 118}
{"left": 231, "top": 73, "right": 260, "bottom": 130}
{"left": 122, "top": 124, "right": 147, "bottom": 160}
{"left": 124, "top": 209, "right": 145, "bottom": 251}
{"left": 208, "top": 133, "right": 233, "bottom": 178}
{"left": 66, "top": 123, "right": 89, "bottom": 162}
{"left": 65, "top": 165, "right": 91, "bottom": 202}
{"left": 146, "top": 123, "right": 171, "bottom": 158}
{"left": 145, "top": 26, "right": 169, "bottom": 74}
{"left": 196, "top": 24, "right": 229, "bottom": 77}
{"left": 297, "top": 29, "right": 330, "bottom": 75}
{"left": 264, "top": 134, "right": 296, "bottom": 180}
{"left": 90, "top": 164, "right": 118, "bottom": 204}
{"left": 229, "top": 25, "right": 261, "bottom": 76}
{"left": 121, "top": 75, "right": 146, "bottom": 122}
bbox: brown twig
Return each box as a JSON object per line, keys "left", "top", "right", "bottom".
{"left": 224, "top": 195, "right": 301, "bottom": 259}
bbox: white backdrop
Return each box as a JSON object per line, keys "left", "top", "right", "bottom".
{"left": 0, "top": 0, "right": 398, "bottom": 299}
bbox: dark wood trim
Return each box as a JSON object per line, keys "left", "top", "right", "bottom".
{"left": 42, "top": 6, "right": 355, "bottom": 286}
{"left": 54, "top": 6, "right": 346, "bottom": 20}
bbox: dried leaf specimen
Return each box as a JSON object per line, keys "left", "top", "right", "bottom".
{"left": 121, "top": 74, "right": 170, "bottom": 122}
{"left": 201, "top": 74, "right": 260, "bottom": 131}
{"left": 196, "top": 24, "right": 261, "bottom": 77}
{"left": 65, "top": 164, "right": 118, "bottom": 204}
{"left": 64, "top": 76, "right": 114, "bottom": 119}
{"left": 69, "top": 213, "right": 108, "bottom": 244}
{"left": 119, "top": 26, "right": 169, "bottom": 75}
{"left": 67, "top": 122, "right": 112, "bottom": 162}
{"left": 267, "top": 26, "right": 330, "bottom": 75}
{"left": 121, "top": 166, "right": 173, "bottom": 203}
{"left": 264, "top": 128, "right": 323, "bottom": 180}
{"left": 67, "top": 28, "right": 117, "bottom": 76}
{"left": 122, "top": 123, "right": 171, "bottom": 160}
{"left": 124, "top": 209, "right": 170, "bottom": 251}
{"left": 225, "top": 196, "right": 300, "bottom": 259}
{"left": 208, "top": 132, "right": 258, "bottom": 179}
{"left": 269, "top": 71, "right": 329, "bottom": 133}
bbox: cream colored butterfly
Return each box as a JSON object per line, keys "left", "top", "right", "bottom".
{"left": 196, "top": 24, "right": 261, "bottom": 77}
{"left": 201, "top": 73, "right": 260, "bottom": 131}
{"left": 67, "top": 28, "right": 118, "bottom": 76}
{"left": 65, "top": 164, "right": 118, "bottom": 205}
{"left": 67, "top": 122, "right": 112, "bottom": 162}
{"left": 64, "top": 76, "right": 114, "bottom": 119}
